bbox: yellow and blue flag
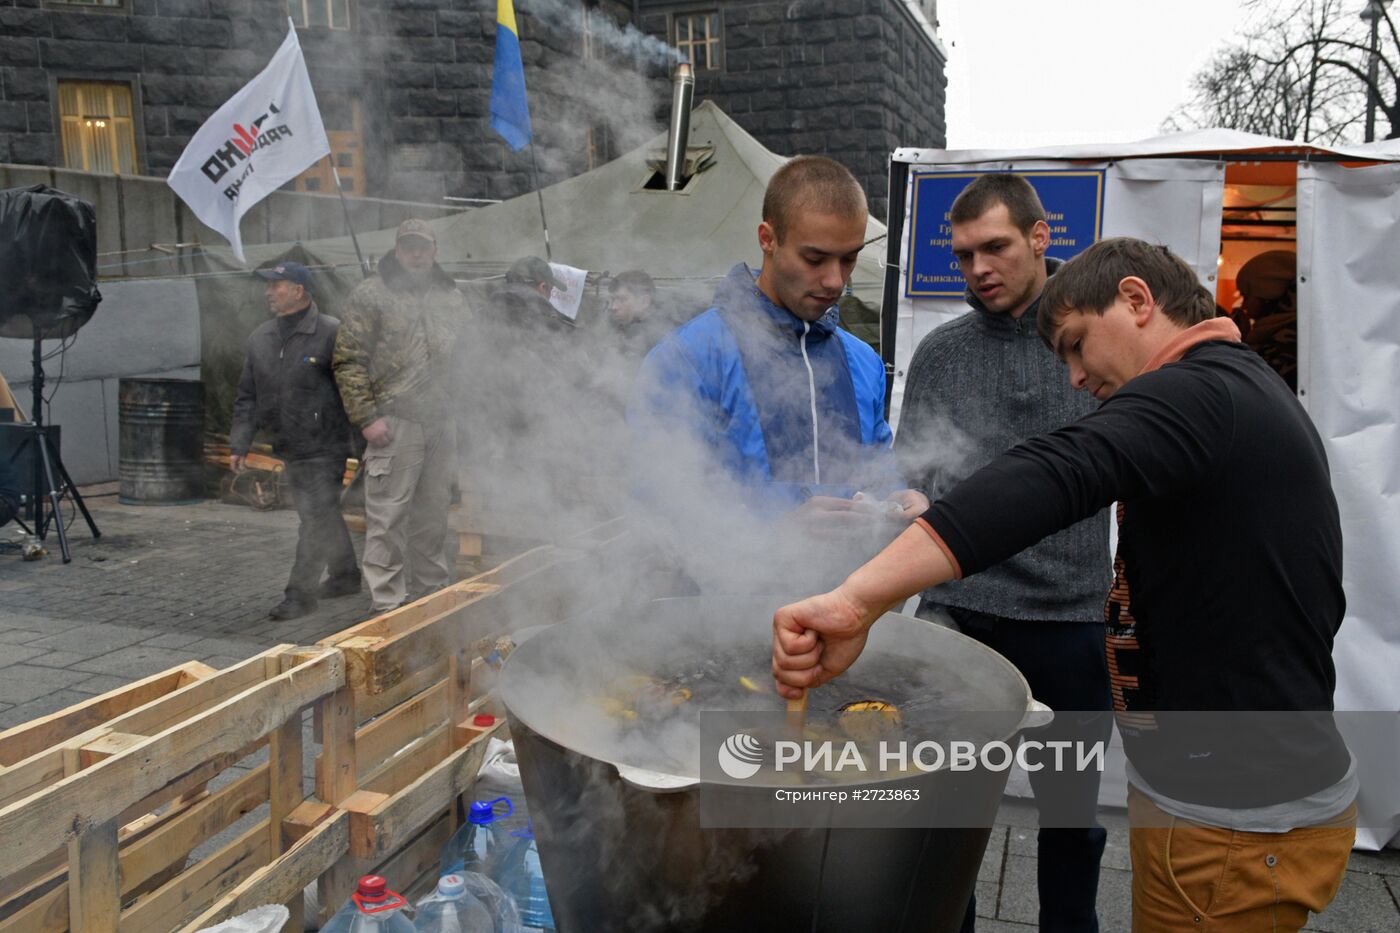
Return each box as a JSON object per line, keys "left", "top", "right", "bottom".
{"left": 491, "top": 0, "right": 532, "bottom": 151}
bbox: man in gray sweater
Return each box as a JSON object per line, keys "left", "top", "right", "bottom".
{"left": 895, "top": 174, "right": 1113, "bottom": 932}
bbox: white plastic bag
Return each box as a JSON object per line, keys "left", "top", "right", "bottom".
{"left": 473, "top": 739, "right": 526, "bottom": 837}
{"left": 196, "top": 904, "right": 290, "bottom": 933}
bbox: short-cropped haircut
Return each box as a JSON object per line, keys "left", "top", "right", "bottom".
{"left": 1037, "top": 237, "right": 1217, "bottom": 345}
{"left": 762, "top": 155, "right": 867, "bottom": 242}
{"left": 610, "top": 269, "right": 655, "bottom": 297}
{"left": 949, "top": 173, "right": 1047, "bottom": 234}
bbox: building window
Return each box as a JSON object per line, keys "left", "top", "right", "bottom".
{"left": 294, "top": 100, "right": 363, "bottom": 195}
{"left": 582, "top": 4, "right": 596, "bottom": 60}
{"left": 672, "top": 11, "right": 721, "bottom": 71}
{"left": 288, "top": 0, "right": 350, "bottom": 30}
{"left": 587, "top": 124, "right": 612, "bottom": 171}
{"left": 58, "top": 81, "right": 138, "bottom": 175}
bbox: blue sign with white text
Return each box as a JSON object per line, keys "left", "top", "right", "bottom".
{"left": 905, "top": 170, "right": 1106, "bottom": 298}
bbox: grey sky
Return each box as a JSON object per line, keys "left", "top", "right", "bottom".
{"left": 938, "top": 0, "right": 1255, "bottom": 150}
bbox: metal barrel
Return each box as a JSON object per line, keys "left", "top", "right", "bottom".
{"left": 118, "top": 378, "right": 205, "bottom": 505}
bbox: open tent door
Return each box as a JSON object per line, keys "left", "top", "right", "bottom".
{"left": 1297, "top": 161, "right": 1400, "bottom": 849}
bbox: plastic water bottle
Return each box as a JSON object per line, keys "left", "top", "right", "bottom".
{"left": 440, "top": 797, "right": 513, "bottom": 877}
{"left": 495, "top": 823, "right": 555, "bottom": 932}
{"left": 454, "top": 872, "right": 524, "bottom": 933}
{"left": 322, "top": 876, "right": 415, "bottom": 933}
{"left": 412, "top": 874, "right": 494, "bottom": 933}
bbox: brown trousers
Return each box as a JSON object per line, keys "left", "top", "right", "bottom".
{"left": 1127, "top": 785, "right": 1355, "bottom": 932}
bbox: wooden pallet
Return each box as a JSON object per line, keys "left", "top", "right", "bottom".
{"left": 0, "top": 646, "right": 352, "bottom": 933}
{"left": 308, "top": 559, "right": 532, "bottom": 924}
{"left": 320, "top": 521, "right": 631, "bottom": 704}
{"left": 299, "top": 521, "right": 635, "bottom": 919}
{"left": 0, "top": 662, "right": 225, "bottom": 927}
{"left": 308, "top": 714, "right": 504, "bottom": 925}
{"left": 0, "top": 519, "right": 638, "bottom": 932}
{"left": 123, "top": 622, "right": 499, "bottom": 932}
{"left": 299, "top": 526, "right": 644, "bottom": 922}
{"left": 0, "top": 661, "right": 216, "bottom": 784}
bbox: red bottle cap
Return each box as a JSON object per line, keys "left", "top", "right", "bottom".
{"left": 473, "top": 714, "right": 496, "bottom": 727}
{"left": 351, "top": 875, "right": 407, "bottom": 913}
{"left": 355, "top": 876, "right": 387, "bottom": 902}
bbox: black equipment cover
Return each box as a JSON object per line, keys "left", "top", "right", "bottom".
{"left": 0, "top": 185, "right": 102, "bottom": 340}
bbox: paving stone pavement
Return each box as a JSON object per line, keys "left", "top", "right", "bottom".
{"left": 0, "top": 492, "right": 381, "bottom": 730}
{"left": 979, "top": 801, "right": 1400, "bottom": 931}
{"left": 1, "top": 492, "right": 1397, "bottom": 930}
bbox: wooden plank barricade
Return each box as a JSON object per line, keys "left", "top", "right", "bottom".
{"left": 0, "top": 660, "right": 224, "bottom": 852}
{"left": 302, "top": 543, "right": 588, "bottom": 925}
{"left": 211, "top": 522, "right": 637, "bottom": 927}
{"left": 0, "top": 519, "right": 637, "bottom": 932}
{"left": 0, "top": 663, "right": 221, "bottom": 918}
{"left": 0, "top": 647, "right": 350, "bottom": 933}
{"left": 301, "top": 524, "right": 634, "bottom": 924}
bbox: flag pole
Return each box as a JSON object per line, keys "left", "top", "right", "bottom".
{"left": 327, "top": 157, "right": 370, "bottom": 279}
{"left": 527, "top": 142, "right": 551, "bottom": 261}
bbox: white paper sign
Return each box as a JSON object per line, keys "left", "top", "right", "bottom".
{"left": 546, "top": 262, "right": 588, "bottom": 321}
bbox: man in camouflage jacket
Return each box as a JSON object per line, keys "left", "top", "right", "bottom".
{"left": 333, "top": 219, "right": 469, "bottom": 611}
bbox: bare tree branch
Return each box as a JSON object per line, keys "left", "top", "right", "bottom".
{"left": 1261, "top": 37, "right": 1400, "bottom": 85}
{"left": 1381, "top": 5, "right": 1400, "bottom": 56}
{"left": 1165, "top": 0, "right": 1397, "bottom": 143}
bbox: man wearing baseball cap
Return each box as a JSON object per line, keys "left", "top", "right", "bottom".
{"left": 505, "top": 255, "right": 565, "bottom": 295}
{"left": 231, "top": 261, "right": 359, "bottom": 620}
{"left": 492, "top": 255, "right": 573, "bottom": 331}
{"left": 333, "top": 219, "right": 470, "bottom": 611}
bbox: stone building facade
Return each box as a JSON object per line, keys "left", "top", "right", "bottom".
{"left": 638, "top": 0, "right": 945, "bottom": 216}
{"left": 0, "top": 0, "right": 944, "bottom": 214}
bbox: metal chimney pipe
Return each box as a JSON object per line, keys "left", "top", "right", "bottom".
{"left": 664, "top": 63, "right": 695, "bottom": 191}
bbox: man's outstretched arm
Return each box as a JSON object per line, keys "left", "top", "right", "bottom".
{"left": 772, "top": 362, "right": 1230, "bottom": 698}
{"left": 771, "top": 521, "right": 956, "bottom": 699}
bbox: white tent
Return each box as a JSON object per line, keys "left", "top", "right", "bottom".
{"left": 883, "top": 130, "right": 1400, "bottom": 850}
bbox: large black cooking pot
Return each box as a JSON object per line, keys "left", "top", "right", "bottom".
{"left": 500, "top": 596, "right": 1045, "bottom": 933}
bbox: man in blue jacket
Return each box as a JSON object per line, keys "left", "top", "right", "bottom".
{"left": 628, "top": 156, "right": 924, "bottom": 538}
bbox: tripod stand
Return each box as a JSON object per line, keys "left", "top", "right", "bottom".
{"left": 11, "top": 331, "right": 101, "bottom": 563}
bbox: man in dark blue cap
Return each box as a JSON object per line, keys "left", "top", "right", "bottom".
{"left": 231, "top": 261, "right": 360, "bottom": 620}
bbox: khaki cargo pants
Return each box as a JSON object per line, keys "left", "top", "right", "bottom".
{"left": 361, "top": 415, "right": 455, "bottom": 611}
{"left": 1127, "top": 785, "right": 1355, "bottom": 932}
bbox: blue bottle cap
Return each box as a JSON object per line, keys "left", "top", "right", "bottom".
{"left": 437, "top": 874, "right": 466, "bottom": 898}
{"left": 468, "top": 796, "right": 513, "bottom": 824}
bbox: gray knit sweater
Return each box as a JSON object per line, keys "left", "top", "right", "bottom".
{"left": 895, "top": 260, "right": 1112, "bottom": 621}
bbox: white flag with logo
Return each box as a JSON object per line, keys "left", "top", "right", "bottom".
{"left": 167, "top": 23, "right": 329, "bottom": 262}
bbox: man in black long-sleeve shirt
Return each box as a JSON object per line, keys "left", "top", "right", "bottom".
{"left": 771, "top": 238, "right": 1356, "bottom": 932}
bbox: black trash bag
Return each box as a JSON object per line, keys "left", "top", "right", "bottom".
{"left": 0, "top": 184, "right": 102, "bottom": 340}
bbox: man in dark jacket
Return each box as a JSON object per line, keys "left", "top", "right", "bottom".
{"left": 496, "top": 255, "right": 572, "bottom": 331}
{"left": 605, "top": 269, "right": 669, "bottom": 360}
{"left": 231, "top": 261, "right": 358, "bottom": 620}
